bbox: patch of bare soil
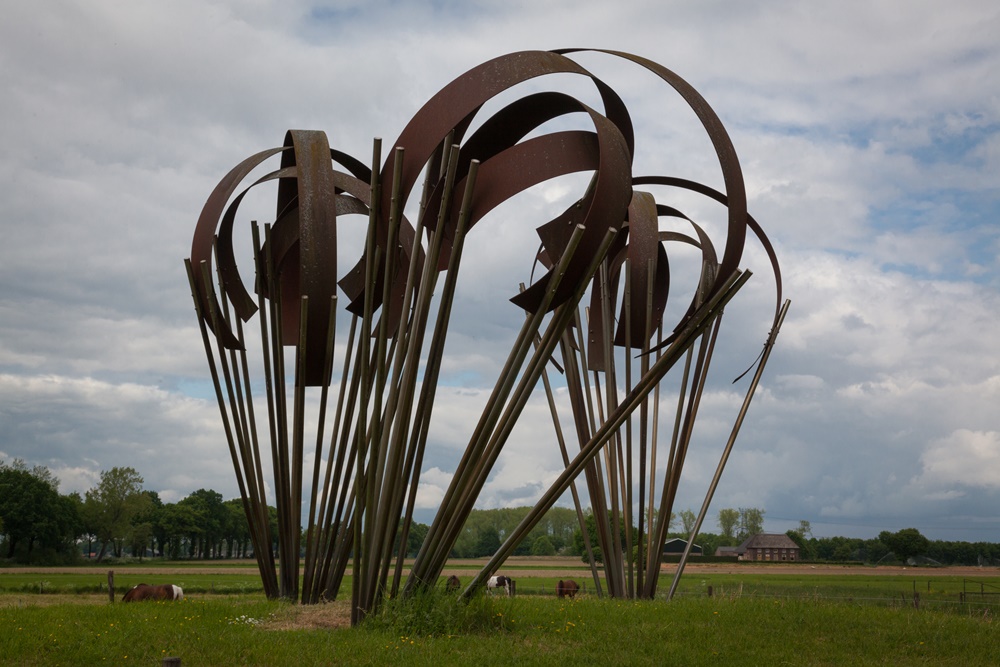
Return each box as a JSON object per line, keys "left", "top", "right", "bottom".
{"left": 1, "top": 565, "right": 260, "bottom": 576}
{"left": 261, "top": 600, "right": 353, "bottom": 631}
{"left": 677, "top": 563, "right": 999, "bottom": 577}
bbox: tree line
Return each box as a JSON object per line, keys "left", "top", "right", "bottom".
{"left": 785, "top": 525, "right": 1000, "bottom": 566}
{"left": 0, "top": 460, "right": 581, "bottom": 564}
{"left": 0, "top": 460, "right": 259, "bottom": 563}
{"left": 3, "top": 460, "right": 998, "bottom": 566}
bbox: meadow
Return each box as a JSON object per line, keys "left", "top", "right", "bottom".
{"left": 2, "top": 561, "right": 998, "bottom": 665}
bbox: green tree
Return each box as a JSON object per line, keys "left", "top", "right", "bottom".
{"left": 717, "top": 508, "right": 739, "bottom": 540}
{"left": 449, "top": 506, "right": 580, "bottom": 558}
{"left": 179, "top": 489, "right": 227, "bottom": 558}
{"left": 832, "top": 541, "right": 856, "bottom": 561}
{"left": 694, "top": 532, "right": 725, "bottom": 557}
{"left": 573, "top": 511, "right": 603, "bottom": 564}
{"left": 813, "top": 535, "right": 845, "bottom": 561}
{"left": 879, "top": 528, "right": 930, "bottom": 564}
{"left": 678, "top": 509, "right": 697, "bottom": 536}
{"left": 76, "top": 491, "right": 100, "bottom": 558}
{"left": 737, "top": 507, "right": 765, "bottom": 540}
{"left": 128, "top": 522, "right": 154, "bottom": 561}
{"left": 405, "top": 520, "right": 429, "bottom": 558}
{"left": 0, "top": 461, "right": 79, "bottom": 561}
{"left": 130, "top": 490, "right": 162, "bottom": 559}
{"left": 530, "top": 535, "right": 556, "bottom": 556}
{"left": 159, "top": 502, "right": 204, "bottom": 559}
{"left": 223, "top": 499, "right": 251, "bottom": 558}
{"left": 84, "top": 467, "right": 151, "bottom": 561}
{"left": 538, "top": 507, "right": 579, "bottom": 553}
{"left": 64, "top": 491, "right": 87, "bottom": 556}
{"left": 572, "top": 510, "right": 630, "bottom": 565}
{"left": 785, "top": 530, "right": 815, "bottom": 561}
{"left": 518, "top": 507, "right": 579, "bottom": 555}
{"left": 389, "top": 518, "right": 430, "bottom": 559}
{"left": 475, "top": 526, "right": 501, "bottom": 557}
{"left": 859, "top": 538, "right": 890, "bottom": 564}
{"left": 0, "top": 463, "right": 54, "bottom": 557}
{"left": 655, "top": 510, "right": 676, "bottom": 534}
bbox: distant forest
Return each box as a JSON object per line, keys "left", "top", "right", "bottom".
{"left": 3, "top": 459, "right": 999, "bottom": 567}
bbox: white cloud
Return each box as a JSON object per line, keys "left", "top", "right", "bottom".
{"left": 0, "top": 373, "right": 233, "bottom": 498}
{"left": 1, "top": 0, "right": 998, "bottom": 543}
{"left": 916, "top": 430, "right": 1000, "bottom": 490}
{"left": 414, "top": 467, "right": 452, "bottom": 510}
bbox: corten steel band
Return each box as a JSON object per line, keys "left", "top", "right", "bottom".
{"left": 186, "top": 49, "right": 786, "bottom": 619}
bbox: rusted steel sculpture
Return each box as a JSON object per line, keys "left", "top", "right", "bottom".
{"left": 186, "top": 49, "right": 787, "bottom": 622}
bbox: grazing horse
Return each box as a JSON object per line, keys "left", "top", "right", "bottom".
{"left": 486, "top": 575, "right": 513, "bottom": 597}
{"left": 446, "top": 575, "right": 461, "bottom": 592}
{"left": 556, "top": 579, "right": 580, "bottom": 599}
{"left": 122, "top": 583, "right": 184, "bottom": 602}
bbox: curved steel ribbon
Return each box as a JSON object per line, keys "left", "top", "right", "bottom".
{"left": 338, "top": 50, "right": 637, "bottom": 329}
{"left": 557, "top": 48, "right": 750, "bottom": 301}
{"left": 632, "top": 175, "right": 783, "bottom": 332}
{"left": 185, "top": 49, "right": 785, "bottom": 613}
{"left": 190, "top": 49, "right": 779, "bottom": 368}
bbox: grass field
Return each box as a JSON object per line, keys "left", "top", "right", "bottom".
{"left": 2, "top": 561, "right": 998, "bottom": 665}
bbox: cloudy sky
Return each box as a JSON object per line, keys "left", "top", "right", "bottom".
{"left": 2, "top": 0, "right": 998, "bottom": 543}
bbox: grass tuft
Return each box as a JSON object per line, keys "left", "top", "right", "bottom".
{"left": 363, "top": 588, "right": 516, "bottom": 636}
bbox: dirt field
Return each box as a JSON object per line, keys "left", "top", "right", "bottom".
{"left": 0, "top": 565, "right": 262, "bottom": 575}
{"left": 4, "top": 558, "right": 995, "bottom": 578}
{"left": 685, "top": 563, "right": 999, "bottom": 577}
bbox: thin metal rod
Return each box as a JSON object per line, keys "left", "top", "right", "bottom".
{"left": 465, "top": 269, "right": 751, "bottom": 598}
{"left": 426, "top": 224, "right": 596, "bottom": 584}
{"left": 351, "top": 136, "right": 382, "bottom": 626}
{"left": 666, "top": 298, "right": 790, "bottom": 600}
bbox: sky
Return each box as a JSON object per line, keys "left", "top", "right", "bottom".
{"left": 1, "top": 0, "right": 998, "bottom": 544}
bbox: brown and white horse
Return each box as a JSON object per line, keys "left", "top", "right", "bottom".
{"left": 487, "top": 575, "right": 513, "bottom": 597}
{"left": 122, "top": 583, "right": 184, "bottom": 602}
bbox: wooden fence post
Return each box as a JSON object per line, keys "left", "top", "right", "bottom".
{"left": 707, "top": 585, "right": 713, "bottom": 598}
{"left": 107, "top": 571, "right": 114, "bottom": 603}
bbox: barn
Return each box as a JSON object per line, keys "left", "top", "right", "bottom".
{"left": 662, "top": 537, "right": 703, "bottom": 556}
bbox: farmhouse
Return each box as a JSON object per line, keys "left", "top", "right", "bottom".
{"left": 738, "top": 533, "right": 801, "bottom": 561}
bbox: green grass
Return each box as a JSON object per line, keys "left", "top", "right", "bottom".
{"left": 5, "top": 567, "right": 1000, "bottom": 607}
{"left": 0, "top": 572, "right": 268, "bottom": 596}
{"left": 495, "top": 571, "right": 1000, "bottom": 608}
{"left": 1, "top": 593, "right": 997, "bottom": 666}
{"left": 3, "top": 565, "right": 1000, "bottom": 665}
{"left": 668, "top": 572, "right": 1000, "bottom": 602}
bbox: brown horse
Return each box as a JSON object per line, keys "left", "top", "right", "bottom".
{"left": 122, "top": 583, "right": 184, "bottom": 602}
{"left": 556, "top": 579, "right": 579, "bottom": 599}
{"left": 446, "top": 575, "right": 461, "bottom": 592}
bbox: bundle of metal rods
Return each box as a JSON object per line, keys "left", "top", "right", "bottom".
{"left": 185, "top": 49, "right": 787, "bottom": 623}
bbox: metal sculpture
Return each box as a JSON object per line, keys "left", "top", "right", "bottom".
{"left": 186, "top": 49, "right": 787, "bottom": 623}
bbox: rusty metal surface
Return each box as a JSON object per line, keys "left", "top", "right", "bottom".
{"left": 186, "top": 49, "right": 785, "bottom": 615}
